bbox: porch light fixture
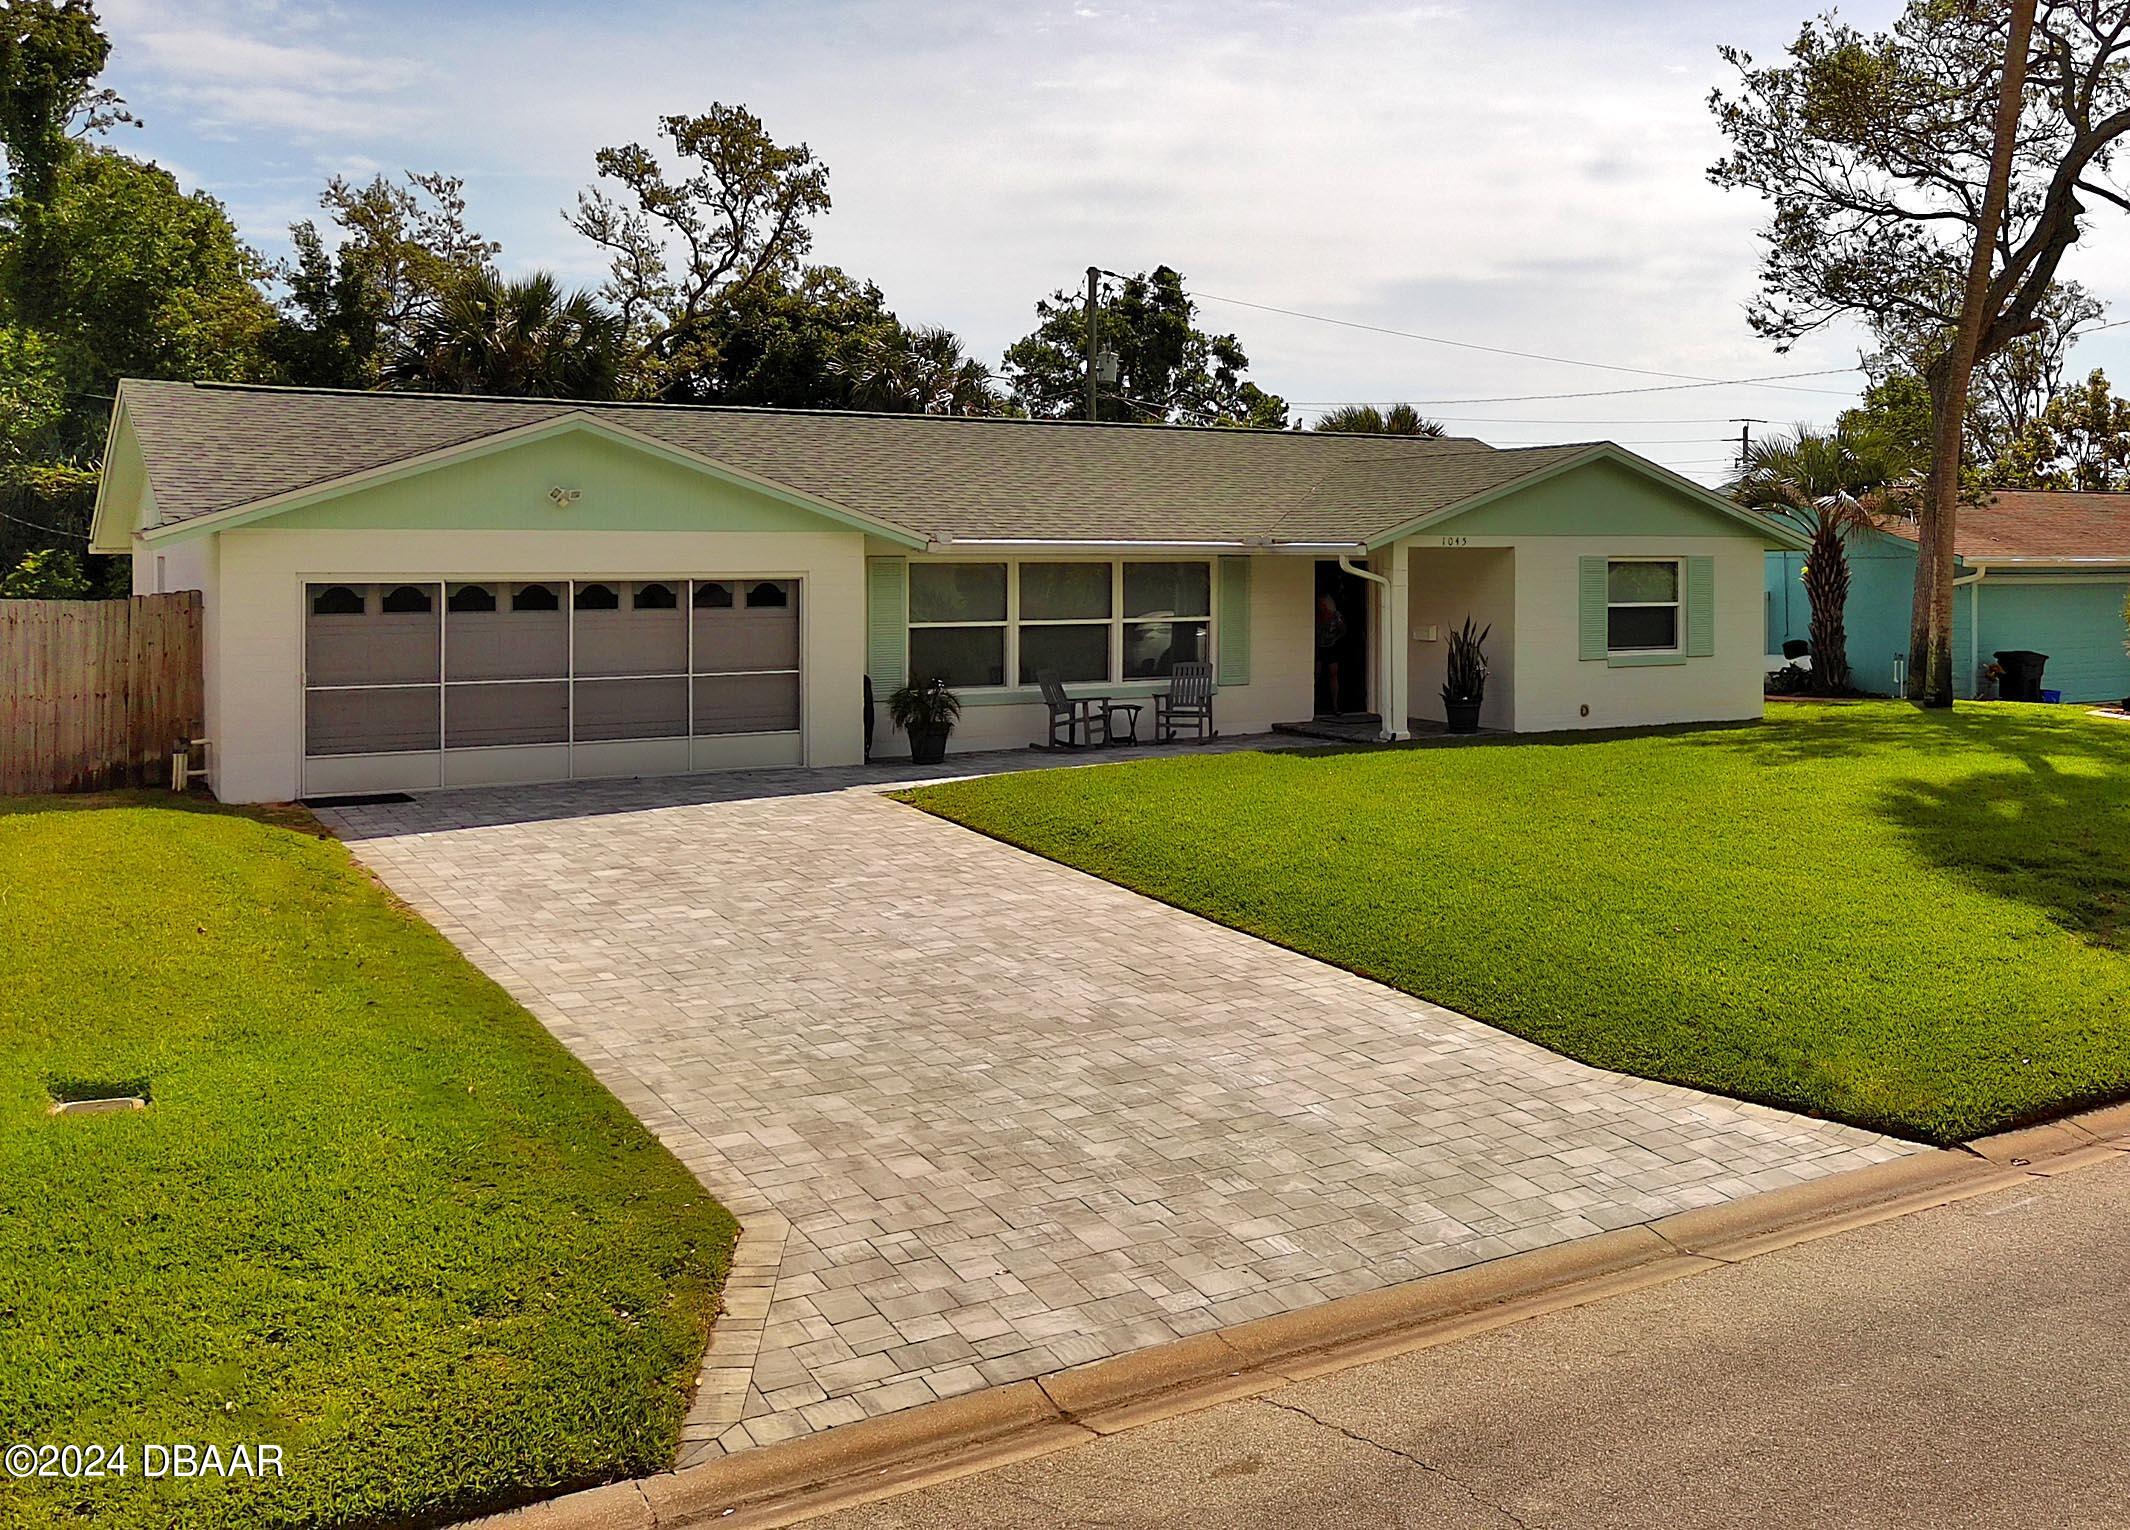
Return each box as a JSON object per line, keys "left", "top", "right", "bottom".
{"left": 547, "top": 486, "right": 582, "bottom": 507}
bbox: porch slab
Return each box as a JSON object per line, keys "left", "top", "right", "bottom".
{"left": 320, "top": 743, "right": 1914, "bottom": 1462}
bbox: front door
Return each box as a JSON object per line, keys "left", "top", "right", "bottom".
{"left": 1313, "top": 561, "right": 1372, "bottom": 716}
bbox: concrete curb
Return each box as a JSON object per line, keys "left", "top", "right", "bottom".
{"left": 464, "top": 1111, "right": 2130, "bottom": 1530}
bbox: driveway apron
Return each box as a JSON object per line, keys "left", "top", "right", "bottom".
{"left": 322, "top": 753, "right": 1913, "bottom": 1461}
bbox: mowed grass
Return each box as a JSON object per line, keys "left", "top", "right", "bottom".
{"left": 0, "top": 796, "right": 736, "bottom": 1530}
{"left": 904, "top": 704, "right": 2130, "bottom": 1144}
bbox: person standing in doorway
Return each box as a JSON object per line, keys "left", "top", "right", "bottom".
{"left": 1316, "top": 592, "right": 1346, "bottom": 713}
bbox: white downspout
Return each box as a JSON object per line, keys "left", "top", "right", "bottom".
{"left": 1339, "top": 554, "right": 1407, "bottom": 741}
{"left": 1952, "top": 562, "right": 1988, "bottom": 697}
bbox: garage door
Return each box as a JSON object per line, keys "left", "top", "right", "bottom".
{"left": 302, "top": 577, "right": 802, "bottom": 795}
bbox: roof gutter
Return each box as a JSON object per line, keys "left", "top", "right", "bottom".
{"left": 924, "top": 537, "right": 1366, "bottom": 553}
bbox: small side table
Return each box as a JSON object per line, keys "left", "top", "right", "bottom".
{"left": 1102, "top": 701, "right": 1144, "bottom": 746}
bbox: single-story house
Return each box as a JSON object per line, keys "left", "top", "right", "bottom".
{"left": 1765, "top": 489, "right": 2130, "bottom": 701}
{"left": 91, "top": 380, "right": 1809, "bottom": 804}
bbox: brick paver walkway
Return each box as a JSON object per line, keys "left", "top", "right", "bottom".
{"left": 321, "top": 741, "right": 1915, "bottom": 1462}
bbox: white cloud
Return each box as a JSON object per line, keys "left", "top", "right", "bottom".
{"left": 92, "top": 0, "right": 2130, "bottom": 483}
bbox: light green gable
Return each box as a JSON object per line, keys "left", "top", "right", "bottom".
{"left": 87, "top": 412, "right": 155, "bottom": 553}
{"left": 267, "top": 428, "right": 855, "bottom": 536}
{"left": 1434, "top": 456, "right": 1773, "bottom": 542}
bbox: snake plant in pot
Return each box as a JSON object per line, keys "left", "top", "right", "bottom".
{"left": 1441, "top": 616, "right": 1490, "bottom": 734}
{"left": 887, "top": 678, "right": 961, "bottom": 765}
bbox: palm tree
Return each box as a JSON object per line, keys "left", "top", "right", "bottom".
{"left": 834, "top": 325, "right": 1001, "bottom": 415}
{"left": 1312, "top": 403, "right": 1447, "bottom": 436}
{"left": 1732, "top": 425, "right": 1914, "bottom": 694}
{"left": 388, "top": 271, "right": 625, "bottom": 398}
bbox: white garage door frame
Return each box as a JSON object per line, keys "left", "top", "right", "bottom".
{"left": 298, "top": 570, "right": 809, "bottom": 797}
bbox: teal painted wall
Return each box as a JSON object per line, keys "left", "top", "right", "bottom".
{"left": 1764, "top": 532, "right": 2130, "bottom": 700}
{"left": 1764, "top": 532, "right": 1917, "bottom": 696}
{"left": 1975, "top": 580, "right": 2130, "bottom": 703}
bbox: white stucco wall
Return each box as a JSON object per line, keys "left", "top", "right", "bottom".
{"left": 1408, "top": 546, "right": 1517, "bottom": 731}
{"left": 1510, "top": 535, "right": 1766, "bottom": 732}
{"left": 203, "top": 527, "right": 868, "bottom": 802}
{"left": 913, "top": 552, "right": 1318, "bottom": 755}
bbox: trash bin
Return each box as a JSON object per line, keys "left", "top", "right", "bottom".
{"left": 1995, "top": 649, "right": 2050, "bottom": 702}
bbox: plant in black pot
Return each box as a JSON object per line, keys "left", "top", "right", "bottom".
{"left": 1441, "top": 616, "right": 1490, "bottom": 734}
{"left": 886, "top": 677, "right": 961, "bottom": 765}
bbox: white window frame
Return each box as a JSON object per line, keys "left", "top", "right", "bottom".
{"left": 1604, "top": 557, "right": 1683, "bottom": 656}
{"left": 906, "top": 557, "right": 1216, "bottom": 693}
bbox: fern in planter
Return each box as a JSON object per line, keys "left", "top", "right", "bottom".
{"left": 1441, "top": 617, "right": 1490, "bottom": 732}
{"left": 886, "top": 678, "right": 962, "bottom": 764}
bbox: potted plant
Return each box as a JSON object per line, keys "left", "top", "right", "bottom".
{"left": 1441, "top": 616, "right": 1490, "bottom": 734}
{"left": 886, "top": 677, "right": 961, "bottom": 765}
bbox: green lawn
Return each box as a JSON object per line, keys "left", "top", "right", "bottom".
{"left": 904, "top": 703, "right": 2130, "bottom": 1145}
{"left": 0, "top": 796, "right": 736, "bottom": 1530}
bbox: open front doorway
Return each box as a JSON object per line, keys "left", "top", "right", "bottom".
{"left": 1314, "top": 560, "right": 1372, "bottom": 717}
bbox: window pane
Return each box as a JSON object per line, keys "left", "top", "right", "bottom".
{"left": 909, "top": 625, "right": 1005, "bottom": 688}
{"left": 1123, "top": 620, "right": 1209, "bottom": 678}
{"left": 312, "top": 585, "right": 363, "bottom": 616}
{"left": 446, "top": 681, "right": 568, "bottom": 747}
{"left": 306, "top": 583, "right": 437, "bottom": 687}
{"left": 694, "top": 673, "right": 801, "bottom": 735}
{"left": 512, "top": 582, "right": 560, "bottom": 612}
{"left": 1020, "top": 562, "right": 1111, "bottom": 620}
{"left": 1123, "top": 562, "right": 1210, "bottom": 618}
{"left": 909, "top": 563, "right": 1006, "bottom": 623}
{"left": 574, "top": 583, "right": 687, "bottom": 677}
{"left": 1608, "top": 605, "right": 1678, "bottom": 651}
{"left": 380, "top": 584, "right": 433, "bottom": 614}
{"left": 305, "top": 685, "right": 439, "bottom": 756}
{"left": 573, "top": 676, "right": 690, "bottom": 741}
{"left": 574, "top": 583, "right": 620, "bottom": 611}
{"left": 1019, "top": 623, "right": 1109, "bottom": 684}
{"left": 447, "top": 583, "right": 497, "bottom": 613}
{"left": 1608, "top": 561, "right": 1678, "bottom": 603}
{"left": 744, "top": 580, "right": 791, "bottom": 608}
{"left": 692, "top": 581, "right": 733, "bottom": 609}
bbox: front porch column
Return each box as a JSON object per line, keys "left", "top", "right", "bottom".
{"left": 1377, "top": 542, "right": 1410, "bottom": 741}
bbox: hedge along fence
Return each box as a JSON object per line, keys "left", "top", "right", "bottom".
{"left": 0, "top": 593, "right": 203, "bottom": 794}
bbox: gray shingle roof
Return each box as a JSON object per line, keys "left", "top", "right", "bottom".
{"left": 121, "top": 379, "right": 1603, "bottom": 546}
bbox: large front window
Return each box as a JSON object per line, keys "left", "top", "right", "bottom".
{"left": 1606, "top": 559, "right": 1680, "bottom": 653}
{"left": 905, "top": 560, "right": 1213, "bottom": 690}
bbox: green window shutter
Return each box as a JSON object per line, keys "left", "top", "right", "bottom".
{"left": 866, "top": 557, "right": 907, "bottom": 689}
{"left": 1217, "top": 556, "right": 1252, "bottom": 686}
{"left": 1686, "top": 555, "right": 1715, "bottom": 657}
{"left": 1578, "top": 557, "right": 1608, "bottom": 661}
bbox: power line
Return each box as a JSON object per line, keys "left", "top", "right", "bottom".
{"left": 1189, "top": 288, "right": 1860, "bottom": 397}
{"left": 0, "top": 508, "right": 88, "bottom": 540}
{"left": 1395, "top": 375, "right": 1860, "bottom": 405}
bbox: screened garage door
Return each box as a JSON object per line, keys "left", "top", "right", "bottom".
{"left": 302, "top": 578, "right": 802, "bottom": 794}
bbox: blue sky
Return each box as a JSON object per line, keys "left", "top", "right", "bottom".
{"left": 93, "top": 0, "right": 2130, "bottom": 481}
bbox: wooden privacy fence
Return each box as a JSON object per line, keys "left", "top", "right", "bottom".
{"left": 0, "top": 593, "right": 204, "bottom": 794}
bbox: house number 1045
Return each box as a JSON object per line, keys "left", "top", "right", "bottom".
{"left": 1439, "top": 536, "right": 1469, "bottom": 547}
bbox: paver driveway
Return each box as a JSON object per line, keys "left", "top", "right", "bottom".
{"left": 322, "top": 744, "right": 1914, "bottom": 1462}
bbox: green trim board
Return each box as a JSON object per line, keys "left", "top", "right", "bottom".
{"left": 1686, "top": 555, "right": 1715, "bottom": 657}
{"left": 137, "top": 410, "right": 927, "bottom": 549}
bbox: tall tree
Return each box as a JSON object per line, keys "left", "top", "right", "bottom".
{"left": 568, "top": 106, "right": 829, "bottom": 400}
{"left": 1989, "top": 368, "right": 2130, "bottom": 489}
{"left": 692, "top": 265, "right": 900, "bottom": 408}
{"left": 385, "top": 270, "right": 624, "bottom": 399}
{"left": 1733, "top": 424, "right": 1915, "bottom": 694}
{"left": 1312, "top": 403, "right": 1446, "bottom": 436}
{"left": 1003, "top": 265, "right": 1287, "bottom": 427}
{"left": 270, "top": 172, "right": 498, "bottom": 389}
{"left": 1710, "top": 1, "right": 2130, "bottom": 705}
{"left": 832, "top": 323, "right": 1001, "bottom": 415}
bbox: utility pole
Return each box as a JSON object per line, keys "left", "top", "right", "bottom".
{"left": 1084, "top": 266, "right": 1100, "bottom": 422}
{"left": 1732, "top": 417, "right": 1766, "bottom": 470}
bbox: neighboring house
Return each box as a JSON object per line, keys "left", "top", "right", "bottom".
{"left": 1765, "top": 489, "right": 2130, "bottom": 702}
{"left": 91, "top": 380, "right": 1807, "bottom": 804}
